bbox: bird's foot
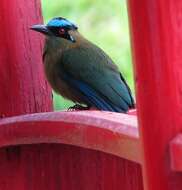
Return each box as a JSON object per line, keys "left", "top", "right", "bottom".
{"left": 68, "top": 104, "right": 90, "bottom": 111}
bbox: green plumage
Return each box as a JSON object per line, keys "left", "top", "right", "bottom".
{"left": 60, "top": 41, "right": 134, "bottom": 111}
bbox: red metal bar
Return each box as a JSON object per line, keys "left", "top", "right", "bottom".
{"left": 127, "top": 1, "right": 182, "bottom": 189}
{"left": 0, "top": 0, "right": 52, "bottom": 117}
{"left": 0, "top": 111, "right": 141, "bottom": 163}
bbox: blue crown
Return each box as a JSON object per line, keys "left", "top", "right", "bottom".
{"left": 47, "top": 17, "right": 78, "bottom": 30}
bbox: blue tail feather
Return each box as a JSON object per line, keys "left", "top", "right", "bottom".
{"left": 62, "top": 72, "right": 125, "bottom": 112}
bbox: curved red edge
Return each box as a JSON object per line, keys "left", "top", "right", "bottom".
{"left": 170, "top": 134, "right": 182, "bottom": 171}
{"left": 0, "top": 110, "right": 141, "bottom": 164}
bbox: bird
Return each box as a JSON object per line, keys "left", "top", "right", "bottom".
{"left": 31, "top": 17, "right": 135, "bottom": 113}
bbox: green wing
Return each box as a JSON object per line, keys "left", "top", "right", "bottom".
{"left": 60, "top": 43, "right": 134, "bottom": 112}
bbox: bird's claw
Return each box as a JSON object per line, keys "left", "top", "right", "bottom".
{"left": 68, "top": 104, "right": 90, "bottom": 111}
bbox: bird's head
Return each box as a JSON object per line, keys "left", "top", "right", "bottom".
{"left": 31, "top": 17, "right": 78, "bottom": 43}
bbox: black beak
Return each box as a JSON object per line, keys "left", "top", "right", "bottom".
{"left": 30, "top": 24, "right": 49, "bottom": 35}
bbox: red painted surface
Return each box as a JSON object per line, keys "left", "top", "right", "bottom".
{"left": 0, "top": 144, "right": 143, "bottom": 190}
{"left": 0, "top": 111, "right": 143, "bottom": 190}
{"left": 0, "top": 0, "right": 52, "bottom": 117}
{"left": 0, "top": 111, "right": 143, "bottom": 189}
{"left": 127, "top": 0, "right": 182, "bottom": 189}
{"left": 128, "top": 109, "right": 137, "bottom": 115}
{"left": 170, "top": 134, "right": 182, "bottom": 171}
{"left": 0, "top": 0, "right": 144, "bottom": 189}
{"left": 0, "top": 111, "right": 141, "bottom": 163}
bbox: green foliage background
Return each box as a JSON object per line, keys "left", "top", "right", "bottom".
{"left": 41, "top": 0, "right": 134, "bottom": 110}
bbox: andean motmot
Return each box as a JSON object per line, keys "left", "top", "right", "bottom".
{"left": 31, "top": 17, "right": 135, "bottom": 112}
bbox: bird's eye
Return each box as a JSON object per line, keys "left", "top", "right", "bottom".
{"left": 59, "top": 28, "right": 65, "bottom": 35}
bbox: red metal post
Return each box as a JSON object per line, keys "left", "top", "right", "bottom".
{"left": 127, "top": 1, "right": 182, "bottom": 189}
{"left": 0, "top": 0, "right": 52, "bottom": 117}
